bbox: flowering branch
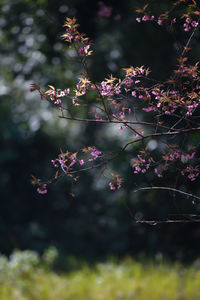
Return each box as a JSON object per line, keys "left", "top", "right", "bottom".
{"left": 31, "top": 1, "right": 200, "bottom": 212}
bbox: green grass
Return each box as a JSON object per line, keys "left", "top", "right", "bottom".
{"left": 1, "top": 251, "right": 200, "bottom": 299}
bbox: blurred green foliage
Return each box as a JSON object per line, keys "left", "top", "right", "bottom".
{"left": 1, "top": 249, "right": 200, "bottom": 299}
{"left": 1, "top": 0, "right": 200, "bottom": 262}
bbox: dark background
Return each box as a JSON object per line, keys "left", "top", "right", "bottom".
{"left": 1, "top": 0, "right": 200, "bottom": 262}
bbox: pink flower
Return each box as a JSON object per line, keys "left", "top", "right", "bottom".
{"left": 78, "top": 47, "right": 84, "bottom": 56}
{"left": 59, "top": 159, "right": 66, "bottom": 168}
{"left": 66, "top": 33, "right": 73, "bottom": 43}
{"left": 133, "top": 131, "right": 143, "bottom": 138}
{"left": 98, "top": 1, "right": 112, "bottom": 17}
{"left": 142, "top": 106, "right": 156, "bottom": 112}
{"left": 188, "top": 173, "right": 195, "bottom": 181}
{"left": 68, "top": 157, "right": 76, "bottom": 168}
{"left": 54, "top": 99, "right": 61, "bottom": 105}
{"left": 142, "top": 15, "right": 149, "bottom": 22}
{"left": 79, "top": 160, "right": 85, "bottom": 165}
{"left": 59, "top": 91, "right": 65, "bottom": 97}
{"left": 132, "top": 91, "right": 136, "bottom": 97}
{"left": 109, "top": 182, "right": 115, "bottom": 190}
{"left": 152, "top": 90, "right": 158, "bottom": 95}
{"left": 134, "top": 166, "right": 141, "bottom": 174}
{"left": 95, "top": 150, "right": 101, "bottom": 155}
{"left": 184, "top": 23, "right": 191, "bottom": 31}
{"left": 186, "top": 18, "right": 191, "bottom": 24}
{"left": 138, "top": 67, "right": 144, "bottom": 74}
{"left": 90, "top": 150, "right": 102, "bottom": 161}
{"left": 154, "top": 168, "right": 163, "bottom": 178}
{"left": 157, "top": 18, "right": 162, "bottom": 25}
{"left": 65, "top": 88, "right": 70, "bottom": 94}
{"left": 165, "top": 110, "right": 171, "bottom": 115}
{"left": 191, "top": 21, "right": 198, "bottom": 28}
{"left": 117, "top": 180, "right": 121, "bottom": 189}
{"left": 136, "top": 17, "right": 141, "bottom": 23}
{"left": 30, "top": 88, "right": 34, "bottom": 92}
{"left": 114, "top": 87, "right": 121, "bottom": 94}
{"left": 51, "top": 160, "right": 58, "bottom": 167}
{"left": 37, "top": 184, "right": 47, "bottom": 194}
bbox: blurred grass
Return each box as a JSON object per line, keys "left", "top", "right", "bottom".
{"left": 1, "top": 250, "right": 200, "bottom": 299}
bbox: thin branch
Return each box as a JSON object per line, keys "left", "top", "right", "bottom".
{"left": 58, "top": 115, "right": 178, "bottom": 131}
{"left": 136, "top": 219, "right": 200, "bottom": 224}
{"left": 133, "top": 186, "right": 200, "bottom": 201}
{"left": 181, "top": 17, "right": 200, "bottom": 57}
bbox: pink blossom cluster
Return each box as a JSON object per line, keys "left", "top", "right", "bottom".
{"left": 124, "top": 66, "right": 145, "bottom": 78}
{"left": 142, "top": 106, "right": 156, "bottom": 112}
{"left": 68, "top": 155, "right": 77, "bottom": 168}
{"left": 108, "top": 176, "right": 122, "bottom": 190}
{"left": 181, "top": 152, "right": 196, "bottom": 163}
{"left": 162, "top": 151, "right": 195, "bottom": 163}
{"left": 124, "top": 77, "right": 134, "bottom": 87}
{"left": 164, "top": 104, "right": 177, "bottom": 115}
{"left": 109, "top": 180, "right": 121, "bottom": 190}
{"left": 133, "top": 131, "right": 144, "bottom": 138}
{"left": 51, "top": 153, "right": 77, "bottom": 172}
{"left": 75, "top": 78, "right": 91, "bottom": 96}
{"left": 98, "top": 70, "right": 149, "bottom": 97}
{"left": 79, "top": 159, "right": 85, "bottom": 165}
{"left": 99, "top": 81, "right": 114, "bottom": 96}
{"left": 181, "top": 166, "right": 199, "bottom": 181}
{"left": 186, "top": 101, "right": 199, "bottom": 116}
{"left": 88, "top": 150, "right": 102, "bottom": 161}
{"left": 133, "top": 155, "right": 153, "bottom": 174}
{"left": 98, "top": 79, "right": 125, "bottom": 97}
{"left": 49, "top": 88, "right": 70, "bottom": 105}
{"left": 176, "top": 65, "right": 197, "bottom": 78}
{"left": 136, "top": 15, "right": 155, "bottom": 23}
{"left": 37, "top": 184, "right": 48, "bottom": 194}
{"left": 184, "top": 18, "right": 199, "bottom": 32}
{"left": 163, "top": 150, "right": 180, "bottom": 162}
{"left": 51, "top": 159, "right": 59, "bottom": 167}
{"left": 136, "top": 15, "right": 176, "bottom": 26}
{"left": 30, "top": 85, "right": 45, "bottom": 100}
{"left": 78, "top": 45, "right": 91, "bottom": 57}
{"left": 142, "top": 89, "right": 179, "bottom": 115}
{"left": 154, "top": 168, "right": 163, "bottom": 178}
{"left": 97, "top": 1, "right": 112, "bottom": 18}
{"left": 65, "top": 27, "right": 74, "bottom": 43}
{"left": 136, "top": 90, "right": 151, "bottom": 100}
{"left": 53, "top": 156, "right": 85, "bottom": 168}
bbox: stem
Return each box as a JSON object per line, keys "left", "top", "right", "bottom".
{"left": 133, "top": 186, "right": 200, "bottom": 201}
